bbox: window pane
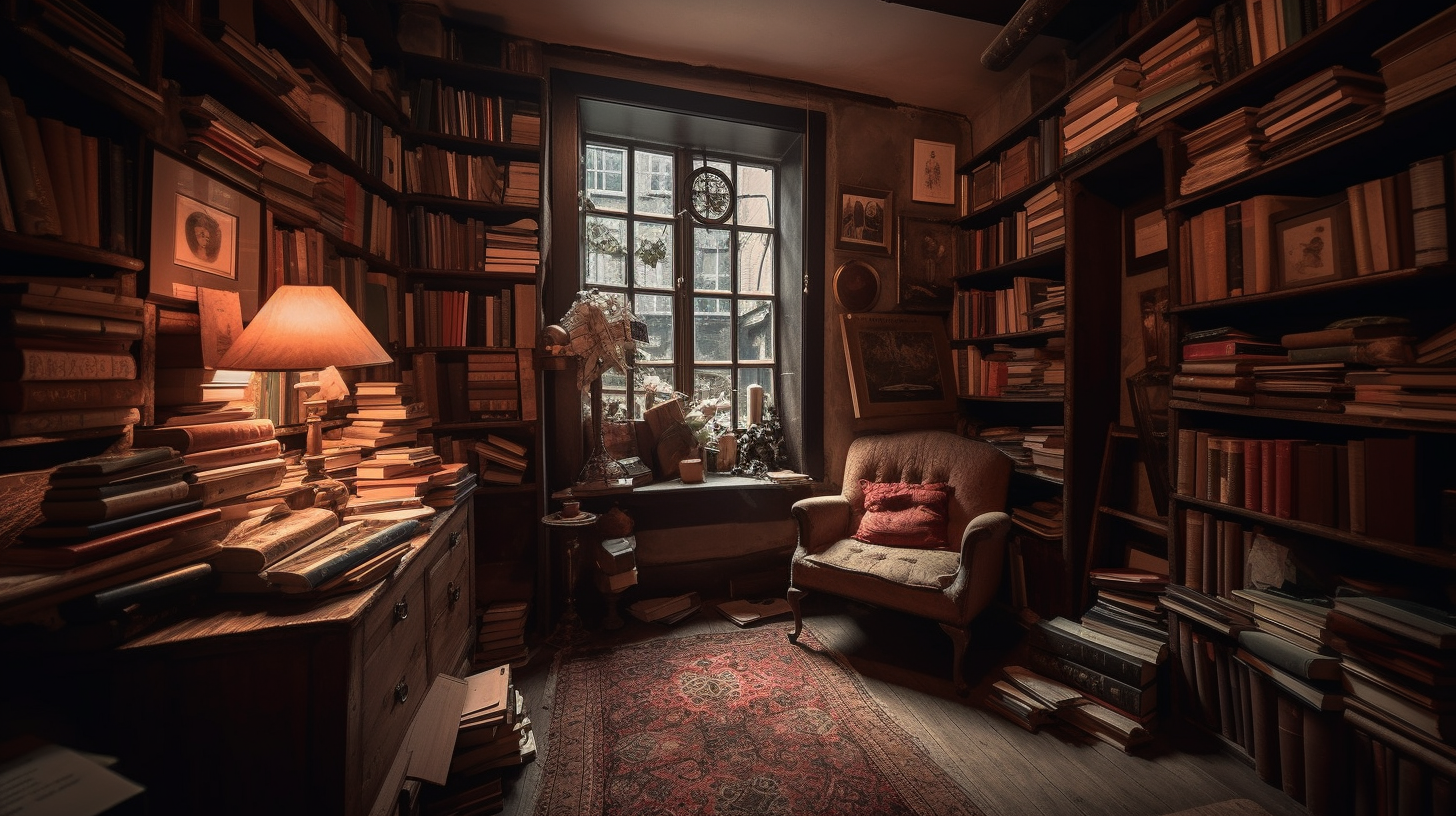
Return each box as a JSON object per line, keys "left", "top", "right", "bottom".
{"left": 584, "top": 215, "right": 627, "bottom": 287}
{"left": 693, "top": 227, "right": 731, "bottom": 292}
{"left": 693, "top": 297, "right": 731, "bottom": 363}
{"left": 737, "top": 164, "right": 773, "bottom": 227}
{"left": 634, "top": 293, "right": 674, "bottom": 362}
{"left": 633, "top": 365, "right": 675, "bottom": 418}
{"left": 737, "top": 233, "right": 774, "bottom": 295}
{"left": 736, "top": 368, "right": 774, "bottom": 427}
{"left": 632, "top": 221, "right": 674, "bottom": 290}
{"left": 634, "top": 150, "right": 673, "bottom": 216}
{"left": 737, "top": 300, "right": 773, "bottom": 362}
{"left": 692, "top": 367, "right": 733, "bottom": 409}
{"left": 600, "top": 367, "right": 628, "bottom": 421}
{"left": 584, "top": 145, "right": 626, "bottom": 212}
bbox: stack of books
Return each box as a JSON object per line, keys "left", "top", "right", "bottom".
{"left": 628, "top": 591, "right": 702, "bottom": 624}
{"left": 422, "top": 462, "right": 476, "bottom": 509}
{"left": 1345, "top": 366, "right": 1456, "bottom": 423}
{"left": 1229, "top": 587, "right": 1335, "bottom": 657}
{"left": 985, "top": 665, "right": 1084, "bottom": 734}
{"left": 1023, "top": 183, "right": 1065, "bottom": 255}
{"left": 1376, "top": 5, "right": 1456, "bottom": 112}
{"left": 975, "top": 426, "right": 1031, "bottom": 470}
{"left": 593, "top": 536, "right": 638, "bottom": 595}
{"left": 1061, "top": 59, "right": 1141, "bottom": 161}
{"left": 472, "top": 434, "right": 530, "bottom": 486}
{"left": 343, "top": 382, "right": 430, "bottom": 451}
{"left": 1082, "top": 568, "right": 1169, "bottom": 655}
{"left": 483, "top": 218, "right": 541, "bottom": 275}
{"left": 132, "top": 418, "right": 287, "bottom": 517}
{"left": 1135, "top": 17, "right": 1218, "bottom": 127}
{"left": 474, "top": 600, "right": 530, "bottom": 670}
{"left": 1011, "top": 496, "right": 1064, "bottom": 539}
{"left": 0, "top": 281, "right": 145, "bottom": 440}
{"left": 987, "top": 343, "right": 1065, "bottom": 400}
{"left": 1173, "top": 328, "right": 1287, "bottom": 406}
{"left": 1020, "top": 427, "right": 1064, "bottom": 476}
{"left": 429, "top": 664, "right": 535, "bottom": 811}
{"left": 1178, "top": 107, "right": 1264, "bottom": 195}
{"left": 508, "top": 102, "right": 542, "bottom": 146}
{"left": 1024, "top": 615, "right": 1165, "bottom": 748}
{"left": 1256, "top": 67, "right": 1384, "bottom": 159}
{"left": 502, "top": 160, "right": 540, "bottom": 207}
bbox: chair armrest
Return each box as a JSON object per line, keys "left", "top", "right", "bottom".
{"left": 791, "top": 495, "right": 852, "bottom": 555}
{"left": 958, "top": 510, "right": 1011, "bottom": 567}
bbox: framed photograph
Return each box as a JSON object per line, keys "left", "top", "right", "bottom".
{"left": 836, "top": 185, "right": 893, "bottom": 255}
{"left": 840, "top": 312, "right": 957, "bottom": 419}
{"left": 912, "top": 139, "right": 956, "bottom": 205}
{"left": 897, "top": 216, "right": 957, "bottom": 311}
{"left": 148, "top": 148, "right": 263, "bottom": 319}
{"left": 1273, "top": 196, "right": 1354, "bottom": 290}
{"left": 1124, "top": 196, "right": 1168, "bottom": 276}
{"left": 832, "top": 259, "right": 881, "bottom": 313}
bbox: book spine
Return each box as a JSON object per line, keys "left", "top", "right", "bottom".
{"left": 1029, "top": 621, "right": 1153, "bottom": 688}
{"left": 0, "top": 80, "right": 60, "bottom": 237}
{"left": 1303, "top": 708, "right": 1344, "bottom": 816}
{"left": 40, "top": 478, "right": 190, "bottom": 523}
{"left": 0, "top": 379, "right": 148, "bottom": 413}
{"left": 3, "top": 308, "right": 144, "bottom": 339}
{"left": 1247, "top": 666, "right": 1281, "bottom": 784}
{"left": 1408, "top": 155, "right": 1450, "bottom": 266}
{"left": 3, "top": 348, "right": 137, "bottom": 381}
{"left": 1278, "top": 693, "right": 1307, "bottom": 803}
{"left": 1026, "top": 645, "right": 1155, "bottom": 716}
{"left": 270, "top": 520, "right": 421, "bottom": 589}
{"left": 3, "top": 406, "right": 140, "bottom": 436}
{"left": 1347, "top": 182, "right": 1374, "bottom": 275}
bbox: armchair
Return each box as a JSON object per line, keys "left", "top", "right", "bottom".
{"left": 787, "top": 430, "right": 1012, "bottom": 692}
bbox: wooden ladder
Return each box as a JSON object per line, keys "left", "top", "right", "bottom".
{"left": 1080, "top": 423, "right": 1170, "bottom": 611}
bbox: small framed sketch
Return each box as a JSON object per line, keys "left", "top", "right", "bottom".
{"left": 840, "top": 312, "right": 956, "bottom": 419}
{"left": 148, "top": 148, "right": 263, "bottom": 319}
{"left": 897, "top": 216, "right": 956, "bottom": 311}
{"left": 832, "top": 259, "right": 881, "bottom": 313}
{"left": 1124, "top": 196, "right": 1168, "bottom": 276}
{"left": 912, "top": 139, "right": 956, "bottom": 205}
{"left": 836, "top": 185, "right": 893, "bottom": 255}
{"left": 1273, "top": 196, "right": 1354, "bottom": 290}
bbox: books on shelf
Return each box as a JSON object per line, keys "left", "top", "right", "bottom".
{"left": 1178, "top": 107, "right": 1264, "bottom": 196}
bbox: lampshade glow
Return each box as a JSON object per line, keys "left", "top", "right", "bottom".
{"left": 215, "top": 285, "right": 392, "bottom": 372}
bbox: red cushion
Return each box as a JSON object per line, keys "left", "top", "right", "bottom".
{"left": 852, "top": 480, "right": 953, "bottom": 548}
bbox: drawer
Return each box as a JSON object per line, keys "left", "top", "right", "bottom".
{"left": 428, "top": 552, "right": 472, "bottom": 674}
{"left": 360, "top": 577, "right": 428, "bottom": 796}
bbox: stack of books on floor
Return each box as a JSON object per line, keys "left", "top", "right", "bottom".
{"left": 1061, "top": 58, "right": 1141, "bottom": 162}
{"left": 1082, "top": 568, "right": 1169, "bottom": 656}
{"left": 343, "top": 381, "right": 430, "bottom": 451}
{"left": 1026, "top": 612, "right": 1165, "bottom": 736}
{"left": 422, "top": 664, "right": 536, "bottom": 815}
{"left": 1178, "top": 106, "right": 1264, "bottom": 196}
{"left": 471, "top": 434, "right": 530, "bottom": 486}
{"left": 990, "top": 662, "right": 1154, "bottom": 752}
{"left": 628, "top": 591, "right": 702, "bottom": 624}
{"left": 475, "top": 600, "right": 530, "bottom": 670}
{"left": 593, "top": 536, "right": 638, "bottom": 596}
{"left": 1255, "top": 66, "right": 1384, "bottom": 160}
{"left": 1, "top": 281, "right": 146, "bottom": 441}
{"left": 132, "top": 418, "right": 287, "bottom": 519}
{"left": 1135, "top": 16, "right": 1218, "bottom": 128}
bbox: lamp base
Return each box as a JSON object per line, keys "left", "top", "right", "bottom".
{"left": 572, "top": 448, "right": 634, "bottom": 496}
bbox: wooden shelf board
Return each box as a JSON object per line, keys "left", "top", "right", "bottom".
{"left": 1168, "top": 399, "right": 1456, "bottom": 435}
{"left": 1096, "top": 505, "right": 1168, "bottom": 534}
{"left": 957, "top": 246, "right": 1066, "bottom": 283}
{"left": 1171, "top": 264, "right": 1455, "bottom": 314}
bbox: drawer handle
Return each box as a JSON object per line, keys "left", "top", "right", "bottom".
{"left": 394, "top": 681, "right": 408, "bottom": 704}
{"left": 393, "top": 599, "right": 408, "bottom": 623}
{"left": 449, "top": 530, "right": 462, "bottom": 550}
{"left": 448, "top": 582, "right": 461, "bottom": 605}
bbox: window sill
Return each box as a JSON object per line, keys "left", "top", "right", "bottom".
{"left": 553, "top": 475, "right": 814, "bottom": 530}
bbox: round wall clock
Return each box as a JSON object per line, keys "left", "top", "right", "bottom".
{"left": 685, "top": 165, "right": 735, "bottom": 224}
{"left": 833, "top": 259, "right": 880, "bottom": 313}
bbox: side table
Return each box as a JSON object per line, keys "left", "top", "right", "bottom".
{"left": 541, "top": 510, "right": 597, "bottom": 647}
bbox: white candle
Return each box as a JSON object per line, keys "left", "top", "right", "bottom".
{"left": 748, "top": 384, "right": 764, "bottom": 427}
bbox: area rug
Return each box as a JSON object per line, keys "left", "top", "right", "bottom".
{"left": 534, "top": 628, "right": 982, "bottom": 816}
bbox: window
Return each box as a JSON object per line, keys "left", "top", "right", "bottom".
{"left": 582, "top": 143, "right": 779, "bottom": 431}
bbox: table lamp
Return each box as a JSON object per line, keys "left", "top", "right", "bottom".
{"left": 216, "top": 285, "right": 393, "bottom": 482}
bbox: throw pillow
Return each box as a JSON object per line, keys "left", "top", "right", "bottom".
{"left": 853, "top": 480, "right": 953, "bottom": 548}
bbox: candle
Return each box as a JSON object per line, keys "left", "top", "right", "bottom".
{"left": 748, "top": 384, "right": 764, "bottom": 427}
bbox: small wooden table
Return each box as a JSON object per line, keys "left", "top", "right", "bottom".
{"left": 541, "top": 510, "right": 597, "bottom": 646}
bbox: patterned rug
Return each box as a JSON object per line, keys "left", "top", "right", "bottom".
{"left": 534, "top": 628, "right": 982, "bottom": 816}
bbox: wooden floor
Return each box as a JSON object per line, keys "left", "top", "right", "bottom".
{"left": 489, "top": 596, "right": 1308, "bottom": 816}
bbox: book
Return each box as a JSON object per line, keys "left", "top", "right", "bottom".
{"left": 1237, "top": 629, "right": 1340, "bottom": 680}
{"left": 261, "top": 519, "right": 423, "bottom": 590}
{"left": 715, "top": 598, "right": 792, "bottom": 627}
{"left": 1334, "top": 596, "right": 1456, "bottom": 649}
{"left": 0, "top": 507, "right": 222, "bottom": 569}
{"left": 0, "top": 379, "right": 149, "bottom": 413}
{"left": 0, "top": 348, "right": 136, "bottom": 381}
{"left": 1026, "top": 646, "right": 1157, "bottom": 717}
{"left": 39, "top": 478, "right": 191, "bottom": 523}
{"left": 18, "top": 499, "right": 207, "bottom": 544}
{"left": 133, "top": 419, "right": 276, "bottom": 454}
{"left": 1029, "top": 617, "right": 1160, "bottom": 687}
{"left": 209, "top": 507, "right": 340, "bottom": 572}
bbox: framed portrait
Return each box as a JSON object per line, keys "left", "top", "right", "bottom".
{"left": 836, "top": 185, "right": 893, "bottom": 255}
{"left": 1124, "top": 196, "right": 1168, "bottom": 276}
{"left": 148, "top": 148, "right": 263, "bottom": 319}
{"left": 832, "top": 259, "right": 880, "bottom": 313}
{"left": 897, "top": 216, "right": 957, "bottom": 311}
{"left": 840, "top": 312, "right": 957, "bottom": 419}
{"left": 912, "top": 139, "right": 956, "bottom": 205}
{"left": 1273, "top": 196, "right": 1354, "bottom": 290}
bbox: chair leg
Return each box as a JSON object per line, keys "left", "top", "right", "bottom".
{"left": 940, "top": 623, "right": 970, "bottom": 695}
{"left": 786, "top": 586, "right": 807, "bottom": 643}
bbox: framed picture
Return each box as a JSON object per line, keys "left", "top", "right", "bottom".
{"left": 840, "top": 312, "right": 957, "bottom": 419}
{"left": 897, "top": 216, "right": 957, "bottom": 311}
{"left": 1124, "top": 196, "right": 1168, "bottom": 276}
{"left": 832, "top": 259, "right": 881, "bottom": 313}
{"left": 148, "top": 148, "right": 263, "bottom": 319}
{"left": 1273, "top": 196, "right": 1354, "bottom": 290}
{"left": 836, "top": 185, "right": 893, "bottom": 255}
{"left": 912, "top": 139, "right": 956, "bottom": 205}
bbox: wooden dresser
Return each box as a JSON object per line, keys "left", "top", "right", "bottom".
{"left": 104, "top": 502, "right": 475, "bottom": 816}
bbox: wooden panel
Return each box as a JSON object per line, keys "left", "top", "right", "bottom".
{"left": 360, "top": 575, "right": 428, "bottom": 800}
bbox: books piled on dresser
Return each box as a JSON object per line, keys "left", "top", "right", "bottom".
{"left": 209, "top": 506, "right": 423, "bottom": 597}
{"left": 343, "top": 381, "right": 430, "bottom": 450}
{"left": 1134, "top": 16, "right": 1218, "bottom": 128}
{"left": 132, "top": 418, "right": 288, "bottom": 518}
{"left": 1061, "top": 59, "right": 1141, "bottom": 162}
{"left": 1, "top": 280, "right": 146, "bottom": 440}
{"left": 475, "top": 600, "right": 530, "bottom": 670}
{"left": 352, "top": 447, "right": 475, "bottom": 516}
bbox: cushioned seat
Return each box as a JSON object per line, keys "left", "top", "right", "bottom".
{"left": 788, "top": 429, "right": 1011, "bottom": 692}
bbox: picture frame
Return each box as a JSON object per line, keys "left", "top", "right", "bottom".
{"left": 840, "top": 312, "right": 957, "bottom": 419}
{"left": 836, "top": 185, "right": 893, "bottom": 255}
{"left": 897, "top": 216, "right": 957, "bottom": 311}
{"left": 1124, "top": 196, "right": 1168, "bottom": 276}
{"left": 1272, "top": 196, "right": 1354, "bottom": 290}
{"left": 912, "top": 139, "right": 956, "bottom": 205}
{"left": 148, "top": 148, "right": 263, "bottom": 319}
{"left": 832, "top": 259, "right": 881, "bottom": 313}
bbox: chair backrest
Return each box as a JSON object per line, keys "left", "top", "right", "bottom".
{"left": 842, "top": 430, "right": 1011, "bottom": 550}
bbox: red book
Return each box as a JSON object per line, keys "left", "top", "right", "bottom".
{"left": 1259, "top": 439, "right": 1276, "bottom": 515}
{"left": 1273, "top": 439, "right": 1299, "bottom": 519}
{"left": 1243, "top": 438, "right": 1262, "bottom": 511}
{"left": 1181, "top": 339, "right": 1287, "bottom": 359}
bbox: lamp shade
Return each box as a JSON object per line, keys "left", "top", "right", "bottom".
{"left": 215, "top": 285, "right": 392, "bottom": 371}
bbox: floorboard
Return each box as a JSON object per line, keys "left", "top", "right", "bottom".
{"left": 480, "top": 596, "right": 1308, "bottom": 816}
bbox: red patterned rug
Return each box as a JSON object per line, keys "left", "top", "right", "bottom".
{"left": 534, "top": 628, "right": 983, "bottom": 816}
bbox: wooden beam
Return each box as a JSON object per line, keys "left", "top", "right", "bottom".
{"left": 980, "top": 0, "right": 1073, "bottom": 70}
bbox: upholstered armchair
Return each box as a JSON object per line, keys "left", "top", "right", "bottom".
{"left": 787, "top": 430, "right": 1012, "bottom": 692}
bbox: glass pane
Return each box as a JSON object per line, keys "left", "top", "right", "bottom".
{"left": 693, "top": 227, "right": 731, "bottom": 292}
{"left": 584, "top": 145, "right": 626, "bottom": 212}
{"left": 693, "top": 297, "right": 731, "bottom": 363}
{"left": 633, "top": 150, "right": 674, "bottom": 216}
{"left": 632, "top": 221, "right": 674, "bottom": 290}
{"left": 599, "top": 368, "right": 628, "bottom": 422}
{"left": 737, "top": 233, "right": 774, "bottom": 295}
{"left": 691, "top": 367, "right": 734, "bottom": 411}
{"left": 737, "top": 164, "right": 774, "bottom": 227}
{"left": 584, "top": 215, "right": 627, "bottom": 287}
{"left": 633, "top": 365, "right": 675, "bottom": 418}
{"left": 633, "top": 293, "right": 674, "bottom": 362}
{"left": 737, "top": 300, "right": 773, "bottom": 362}
{"left": 736, "top": 368, "right": 774, "bottom": 427}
